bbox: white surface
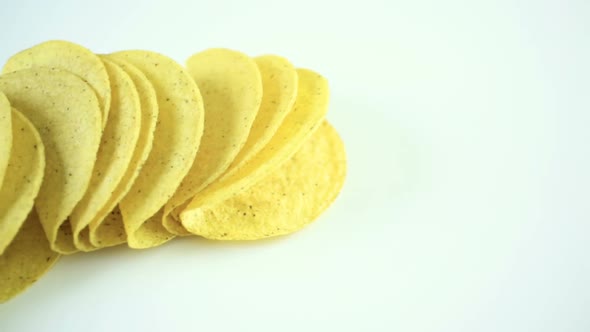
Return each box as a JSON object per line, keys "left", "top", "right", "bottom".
{"left": 1, "top": 1, "right": 589, "bottom": 331}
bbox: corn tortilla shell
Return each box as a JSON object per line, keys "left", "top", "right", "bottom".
{"left": 224, "top": 55, "right": 298, "bottom": 180}
{"left": 0, "top": 210, "right": 60, "bottom": 303}
{"left": 86, "top": 55, "right": 160, "bottom": 250}
{"left": 181, "top": 121, "right": 346, "bottom": 239}
{"left": 109, "top": 50, "right": 204, "bottom": 249}
{"left": 162, "top": 48, "right": 262, "bottom": 235}
{"left": 0, "top": 92, "right": 11, "bottom": 188}
{"left": 2, "top": 40, "right": 111, "bottom": 129}
{"left": 0, "top": 109, "right": 45, "bottom": 254}
{"left": 71, "top": 58, "right": 141, "bottom": 252}
{"left": 0, "top": 68, "right": 102, "bottom": 253}
{"left": 180, "top": 68, "right": 329, "bottom": 231}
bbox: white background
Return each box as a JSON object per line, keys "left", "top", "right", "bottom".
{"left": 1, "top": 0, "right": 589, "bottom": 331}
